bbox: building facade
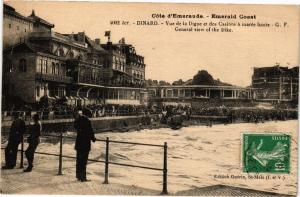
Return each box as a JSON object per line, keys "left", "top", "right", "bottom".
{"left": 3, "top": 4, "right": 54, "bottom": 49}
{"left": 2, "top": 4, "right": 147, "bottom": 107}
{"left": 147, "top": 85, "right": 254, "bottom": 107}
{"left": 252, "top": 65, "right": 299, "bottom": 102}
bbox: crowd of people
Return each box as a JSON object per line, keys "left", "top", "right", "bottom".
{"left": 2, "top": 102, "right": 298, "bottom": 124}
{"left": 157, "top": 105, "right": 298, "bottom": 124}
{"left": 2, "top": 104, "right": 152, "bottom": 121}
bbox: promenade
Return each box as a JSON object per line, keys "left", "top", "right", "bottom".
{"left": 0, "top": 150, "right": 159, "bottom": 195}
{"left": 1, "top": 148, "right": 293, "bottom": 196}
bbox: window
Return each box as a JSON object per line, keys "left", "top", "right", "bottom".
{"left": 58, "top": 87, "right": 65, "bottom": 97}
{"left": 18, "top": 59, "right": 27, "bottom": 72}
{"left": 37, "top": 58, "right": 42, "bottom": 73}
{"left": 6, "top": 59, "right": 13, "bottom": 72}
{"left": 17, "top": 26, "right": 19, "bottom": 30}
{"left": 44, "top": 86, "right": 48, "bottom": 95}
{"left": 119, "top": 90, "right": 124, "bottom": 99}
{"left": 69, "top": 50, "right": 74, "bottom": 58}
{"left": 36, "top": 86, "right": 40, "bottom": 97}
{"left": 58, "top": 48, "right": 64, "bottom": 57}
{"left": 42, "top": 60, "right": 47, "bottom": 74}
{"left": 24, "top": 28, "right": 26, "bottom": 32}
{"left": 61, "top": 64, "right": 66, "bottom": 76}
{"left": 55, "top": 63, "right": 59, "bottom": 75}
{"left": 51, "top": 62, "right": 56, "bottom": 74}
{"left": 92, "top": 68, "right": 96, "bottom": 80}
{"left": 8, "top": 24, "right": 11, "bottom": 28}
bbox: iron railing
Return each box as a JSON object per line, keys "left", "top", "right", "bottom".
{"left": 1, "top": 133, "right": 168, "bottom": 194}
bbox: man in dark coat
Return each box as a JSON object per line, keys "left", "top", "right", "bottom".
{"left": 2, "top": 113, "right": 26, "bottom": 169}
{"left": 74, "top": 109, "right": 96, "bottom": 182}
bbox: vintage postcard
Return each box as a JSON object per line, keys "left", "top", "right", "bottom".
{"left": 1, "top": 1, "right": 299, "bottom": 196}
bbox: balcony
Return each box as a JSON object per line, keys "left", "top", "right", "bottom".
{"left": 29, "top": 32, "right": 86, "bottom": 48}
{"left": 36, "top": 73, "right": 73, "bottom": 84}
{"left": 78, "top": 76, "right": 104, "bottom": 86}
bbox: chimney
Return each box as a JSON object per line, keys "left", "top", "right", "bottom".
{"left": 95, "top": 38, "right": 100, "bottom": 45}
{"left": 77, "top": 32, "right": 85, "bottom": 43}
{"left": 30, "top": 10, "right": 35, "bottom": 17}
{"left": 107, "top": 41, "right": 112, "bottom": 50}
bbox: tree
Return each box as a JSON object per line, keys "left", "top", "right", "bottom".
{"left": 172, "top": 79, "right": 184, "bottom": 85}
{"left": 146, "top": 79, "right": 153, "bottom": 86}
{"left": 192, "top": 70, "right": 215, "bottom": 85}
{"left": 159, "top": 80, "right": 170, "bottom": 86}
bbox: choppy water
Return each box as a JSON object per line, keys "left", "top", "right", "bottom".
{"left": 12, "top": 120, "right": 299, "bottom": 195}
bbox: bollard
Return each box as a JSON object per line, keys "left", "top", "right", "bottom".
{"left": 161, "top": 142, "right": 168, "bottom": 195}
{"left": 58, "top": 132, "right": 63, "bottom": 175}
{"left": 19, "top": 136, "right": 24, "bottom": 168}
{"left": 103, "top": 137, "right": 109, "bottom": 184}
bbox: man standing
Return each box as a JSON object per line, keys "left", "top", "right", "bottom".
{"left": 24, "top": 114, "right": 42, "bottom": 172}
{"left": 74, "top": 109, "right": 96, "bottom": 182}
{"left": 2, "top": 113, "right": 26, "bottom": 169}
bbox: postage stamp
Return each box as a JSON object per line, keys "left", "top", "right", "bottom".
{"left": 242, "top": 133, "right": 291, "bottom": 173}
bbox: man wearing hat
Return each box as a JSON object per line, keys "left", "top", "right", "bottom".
{"left": 73, "top": 108, "right": 96, "bottom": 182}
{"left": 2, "top": 113, "right": 26, "bottom": 169}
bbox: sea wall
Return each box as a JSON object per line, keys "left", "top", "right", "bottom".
{"left": 1, "top": 114, "right": 231, "bottom": 134}
{"left": 1, "top": 116, "right": 146, "bottom": 133}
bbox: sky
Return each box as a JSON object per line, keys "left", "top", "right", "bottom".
{"left": 4, "top": 1, "right": 299, "bottom": 87}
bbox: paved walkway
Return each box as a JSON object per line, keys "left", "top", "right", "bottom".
{"left": 1, "top": 150, "right": 294, "bottom": 196}
{"left": 1, "top": 166, "right": 293, "bottom": 196}
{"left": 1, "top": 166, "right": 160, "bottom": 195}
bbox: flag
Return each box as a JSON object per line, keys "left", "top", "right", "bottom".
{"left": 104, "top": 31, "right": 111, "bottom": 37}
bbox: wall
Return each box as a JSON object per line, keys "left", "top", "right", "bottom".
{"left": 1, "top": 116, "right": 145, "bottom": 133}
{"left": 7, "top": 53, "right": 37, "bottom": 103}
{"left": 3, "top": 14, "right": 33, "bottom": 49}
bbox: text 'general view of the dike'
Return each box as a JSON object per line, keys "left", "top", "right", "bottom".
{"left": 1, "top": 3, "right": 298, "bottom": 196}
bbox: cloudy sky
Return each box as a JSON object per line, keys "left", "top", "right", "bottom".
{"left": 5, "top": 1, "right": 299, "bottom": 86}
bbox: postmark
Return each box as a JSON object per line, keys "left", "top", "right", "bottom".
{"left": 242, "top": 133, "right": 290, "bottom": 173}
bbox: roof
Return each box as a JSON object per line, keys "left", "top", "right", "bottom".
{"left": 4, "top": 4, "right": 34, "bottom": 23}
{"left": 182, "top": 79, "right": 192, "bottom": 85}
{"left": 253, "top": 65, "right": 298, "bottom": 77}
{"left": 85, "top": 36, "right": 107, "bottom": 52}
{"left": 148, "top": 84, "right": 247, "bottom": 90}
{"left": 4, "top": 42, "right": 52, "bottom": 56}
{"left": 254, "top": 65, "right": 289, "bottom": 73}
{"left": 27, "top": 10, "right": 54, "bottom": 28}
{"left": 182, "top": 78, "right": 232, "bottom": 86}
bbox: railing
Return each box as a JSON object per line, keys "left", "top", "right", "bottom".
{"left": 1, "top": 133, "right": 168, "bottom": 194}
{"left": 30, "top": 32, "right": 86, "bottom": 47}
{"left": 78, "top": 76, "right": 104, "bottom": 86}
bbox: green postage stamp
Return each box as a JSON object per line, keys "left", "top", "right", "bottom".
{"left": 242, "top": 133, "right": 291, "bottom": 173}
